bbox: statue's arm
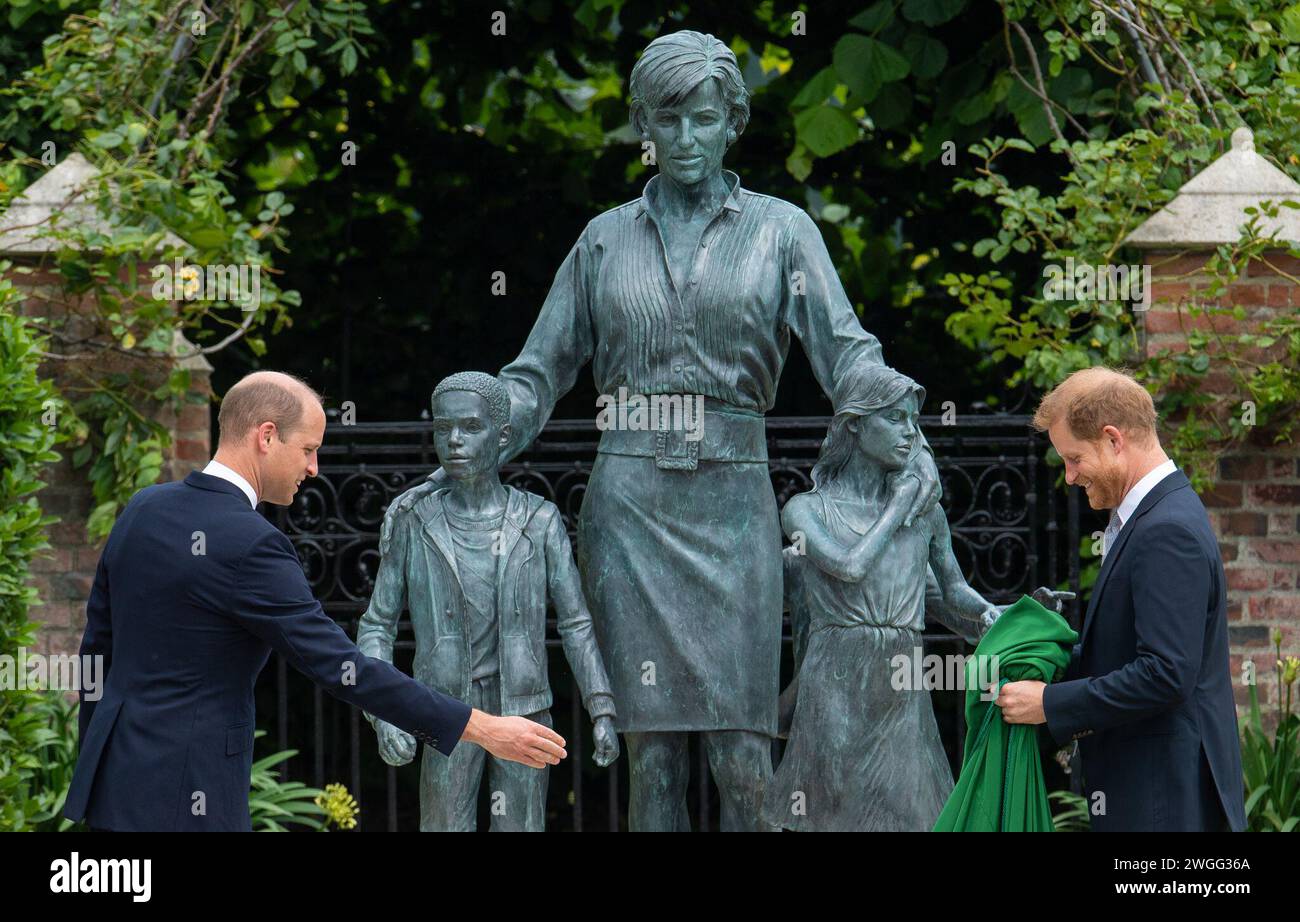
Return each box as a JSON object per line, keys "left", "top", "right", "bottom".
{"left": 497, "top": 228, "right": 598, "bottom": 463}
{"left": 782, "top": 491, "right": 906, "bottom": 584}
{"left": 543, "top": 508, "right": 616, "bottom": 721}
{"left": 388, "top": 229, "right": 598, "bottom": 511}
{"left": 780, "top": 208, "right": 939, "bottom": 520}
{"left": 358, "top": 510, "right": 410, "bottom": 727}
{"left": 780, "top": 208, "right": 884, "bottom": 389}
{"left": 924, "top": 505, "right": 998, "bottom": 641}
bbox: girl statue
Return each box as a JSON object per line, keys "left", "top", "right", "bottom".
{"left": 763, "top": 361, "right": 1001, "bottom": 831}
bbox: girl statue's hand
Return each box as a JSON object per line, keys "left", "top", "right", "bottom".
{"left": 886, "top": 469, "right": 923, "bottom": 511}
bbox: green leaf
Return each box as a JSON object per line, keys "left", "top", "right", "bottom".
{"left": 868, "top": 83, "right": 913, "bottom": 130}
{"left": 833, "top": 35, "right": 909, "bottom": 103}
{"left": 901, "top": 0, "right": 965, "bottom": 27}
{"left": 795, "top": 105, "right": 860, "bottom": 158}
{"left": 786, "top": 145, "right": 813, "bottom": 181}
{"left": 902, "top": 34, "right": 948, "bottom": 81}
{"left": 1284, "top": 4, "right": 1300, "bottom": 42}
{"left": 187, "top": 227, "right": 229, "bottom": 249}
{"left": 848, "top": 1, "right": 895, "bottom": 31}
{"left": 92, "top": 132, "right": 124, "bottom": 149}
{"left": 791, "top": 67, "right": 839, "bottom": 108}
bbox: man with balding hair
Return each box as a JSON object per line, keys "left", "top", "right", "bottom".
{"left": 65, "top": 371, "right": 567, "bottom": 831}
{"left": 995, "top": 367, "right": 1245, "bottom": 831}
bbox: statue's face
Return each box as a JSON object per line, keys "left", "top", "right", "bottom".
{"left": 431, "top": 390, "right": 506, "bottom": 481}
{"left": 850, "top": 392, "right": 920, "bottom": 472}
{"left": 646, "top": 78, "right": 729, "bottom": 187}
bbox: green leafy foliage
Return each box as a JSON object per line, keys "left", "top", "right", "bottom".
{"left": 1049, "top": 789, "right": 1090, "bottom": 831}
{"left": 0, "top": 276, "right": 65, "bottom": 831}
{"left": 944, "top": 3, "right": 1300, "bottom": 487}
{"left": 248, "top": 731, "right": 331, "bottom": 832}
{"left": 0, "top": 0, "right": 369, "bottom": 536}
{"left": 1242, "top": 637, "right": 1300, "bottom": 832}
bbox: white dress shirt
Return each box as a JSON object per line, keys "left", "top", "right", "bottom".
{"left": 1115, "top": 458, "right": 1178, "bottom": 528}
{"left": 201, "top": 459, "right": 258, "bottom": 508}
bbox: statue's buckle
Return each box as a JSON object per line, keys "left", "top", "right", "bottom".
{"left": 654, "top": 427, "right": 698, "bottom": 470}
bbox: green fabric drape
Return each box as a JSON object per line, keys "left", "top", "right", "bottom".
{"left": 933, "top": 595, "right": 1078, "bottom": 832}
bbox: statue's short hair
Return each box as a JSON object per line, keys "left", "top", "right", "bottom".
{"left": 629, "top": 31, "right": 750, "bottom": 143}
{"left": 432, "top": 371, "right": 511, "bottom": 429}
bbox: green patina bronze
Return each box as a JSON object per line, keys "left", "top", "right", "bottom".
{"left": 383, "top": 31, "right": 955, "bottom": 831}
{"left": 360, "top": 372, "right": 618, "bottom": 831}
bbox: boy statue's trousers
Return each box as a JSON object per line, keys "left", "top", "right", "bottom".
{"left": 418, "top": 673, "right": 553, "bottom": 832}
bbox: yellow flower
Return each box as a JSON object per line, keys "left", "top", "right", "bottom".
{"left": 314, "top": 782, "right": 359, "bottom": 831}
{"left": 178, "top": 265, "right": 201, "bottom": 299}
{"left": 1282, "top": 656, "right": 1299, "bottom": 688}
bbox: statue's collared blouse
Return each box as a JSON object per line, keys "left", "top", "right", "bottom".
{"left": 498, "top": 170, "right": 884, "bottom": 456}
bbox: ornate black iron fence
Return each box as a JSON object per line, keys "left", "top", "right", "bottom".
{"left": 260, "top": 414, "right": 1084, "bottom": 831}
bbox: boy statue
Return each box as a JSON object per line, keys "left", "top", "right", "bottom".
{"left": 358, "top": 371, "right": 619, "bottom": 831}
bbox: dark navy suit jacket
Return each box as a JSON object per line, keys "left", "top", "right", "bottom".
{"left": 64, "top": 471, "right": 472, "bottom": 831}
{"left": 1042, "top": 469, "right": 1246, "bottom": 831}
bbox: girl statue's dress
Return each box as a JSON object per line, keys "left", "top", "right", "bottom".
{"left": 764, "top": 492, "right": 955, "bottom": 832}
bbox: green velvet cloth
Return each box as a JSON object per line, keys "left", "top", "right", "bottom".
{"left": 934, "top": 595, "right": 1078, "bottom": 831}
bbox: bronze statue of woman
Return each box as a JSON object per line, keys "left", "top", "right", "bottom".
{"left": 387, "top": 30, "right": 940, "bottom": 831}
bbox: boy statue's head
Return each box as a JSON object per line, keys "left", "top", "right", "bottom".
{"left": 430, "top": 372, "right": 512, "bottom": 481}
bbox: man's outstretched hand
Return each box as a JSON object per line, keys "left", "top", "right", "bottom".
{"left": 461, "top": 710, "right": 567, "bottom": 769}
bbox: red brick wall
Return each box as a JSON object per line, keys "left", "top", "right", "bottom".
{"left": 1144, "top": 249, "right": 1300, "bottom": 722}
{"left": 11, "top": 259, "right": 212, "bottom": 657}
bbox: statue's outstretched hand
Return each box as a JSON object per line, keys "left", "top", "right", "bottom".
{"left": 1031, "top": 586, "right": 1076, "bottom": 614}
{"left": 392, "top": 469, "right": 444, "bottom": 514}
{"left": 379, "top": 469, "right": 446, "bottom": 555}
{"left": 375, "top": 719, "right": 416, "bottom": 766}
{"left": 592, "top": 716, "right": 620, "bottom": 767}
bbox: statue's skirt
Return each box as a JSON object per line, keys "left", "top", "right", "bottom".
{"left": 576, "top": 450, "right": 783, "bottom": 735}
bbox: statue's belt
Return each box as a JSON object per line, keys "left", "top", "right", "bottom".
{"left": 595, "top": 401, "right": 767, "bottom": 470}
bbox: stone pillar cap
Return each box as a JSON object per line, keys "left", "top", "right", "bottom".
{"left": 0, "top": 153, "right": 187, "bottom": 255}
{"left": 1125, "top": 127, "right": 1300, "bottom": 249}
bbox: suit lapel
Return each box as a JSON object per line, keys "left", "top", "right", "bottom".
{"left": 1079, "top": 470, "right": 1190, "bottom": 645}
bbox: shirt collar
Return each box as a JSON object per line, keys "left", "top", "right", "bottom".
{"left": 1116, "top": 458, "right": 1178, "bottom": 526}
{"left": 635, "top": 169, "right": 743, "bottom": 222}
{"left": 202, "top": 458, "right": 258, "bottom": 508}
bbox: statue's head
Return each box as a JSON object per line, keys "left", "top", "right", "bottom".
{"left": 430, "top": 371, "right": 511, "bottom": 481}
{"left": 629, "top": 31, "right": 750, "bottom": 188}
{"left": 812, "top": 362, "right": 926, "bottom": 488}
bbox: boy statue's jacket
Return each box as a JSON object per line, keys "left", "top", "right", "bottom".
{"left": 359, "top": 485, "right": 616, "bottom": 721}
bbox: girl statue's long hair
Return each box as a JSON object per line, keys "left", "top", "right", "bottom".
{"left": 810, "top": 362, "right": 926, "bottom": 492}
